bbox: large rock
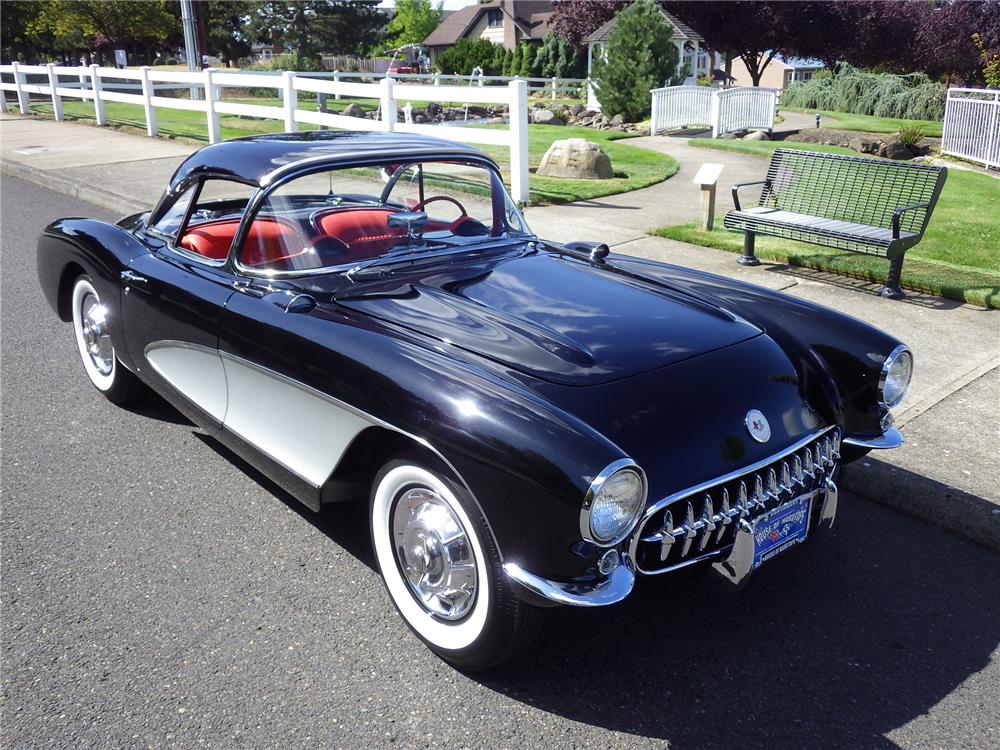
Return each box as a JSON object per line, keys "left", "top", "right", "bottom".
{"left": 537, "top": 138, "right": 614, "bottom": 180}
{"left": 532, "top": 108, "right": 564, "bottom": 125}
{"left": 883, "top": 141, "right": 915, "bottom": 160}
{"left": 343, "top": 103, "right": 366, "bottom": 118}
{"left": 742, "top": 130, "right": 770, "bottom": 141}
{"left": 426, "top": 102, "right": 443, "bottom": 117}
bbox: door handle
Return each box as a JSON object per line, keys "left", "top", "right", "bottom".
{"left": 120, "top": 270, "right": 148, "bottom": 284}
{"left": 283, "top": 294, "right": 316, "bottom": 314}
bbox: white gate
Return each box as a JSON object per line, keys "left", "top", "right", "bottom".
{"left": 651, "top": 85, "right": 713, "bottom": 132}
{"left": 650, "top": 85, "right": 777, "bottom": 138}
{"left": 942, "top": 87, "right": 1000, "bottom": 169}
{"left": 711, "top": 86, "right": 778, "bottom": 138}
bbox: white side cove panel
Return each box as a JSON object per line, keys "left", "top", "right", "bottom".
{"left": 220, "top": 353, "right": 374, "bottom": 487}
{"left": 145, "top": 342, "right": 228, "bottom": 422}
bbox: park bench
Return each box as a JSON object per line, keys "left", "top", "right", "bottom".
{"left": 724, "top": 148, "right": 947, "bottom": 298}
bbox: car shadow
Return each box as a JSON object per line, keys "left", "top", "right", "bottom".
{"left": 190, "top": 428, "right": 999, "bottom": 748}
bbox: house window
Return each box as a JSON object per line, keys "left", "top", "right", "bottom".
{"left": 487, "top": 9, "right": 502, "bottom": 27}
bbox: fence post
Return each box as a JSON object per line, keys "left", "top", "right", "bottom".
{"left": 282, "top": 70, "right": 297, "bottom": 132}
{"left": 203, "top": 67, "right": 220, "bottom": 144}
{"left": 139, "top": 65, "right": 157, "bottom": 137}
{"left": 709, "top": 89, "right": 720, "bottom": 138}
{"left": 380, "top": 76, "right": 396, "bottom": 132}
{"left": 508, "top": 79, "right": 529, "bottom": 206}
{"left": 433, "top": 72, "right": 440, "bottom": 86}
{"left": 333, "top": 69, "right": 341, "bottom": 100}
{"left": 78, "top": 70, "right": 89, "bottom": 102}
{"left": 11, "top": 62, "right": 29, "bottom": 114}
{"left": 89, "top": 64, "right": 106, "bottom": 125}
{"left": 650, "top": 89, "right": 659, "bottom": 135}
{"left": 551, "top": 76, "right": 558, "bottom": 101}
{"left": 45, "top": 63, "right": 63, "bottom": 121}
{"left": 478, "top": 71, "right": 484, "bottom": 88}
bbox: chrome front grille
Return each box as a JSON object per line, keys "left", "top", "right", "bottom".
{"left": 630, "top": 427, "right": 841, "bottom": 575}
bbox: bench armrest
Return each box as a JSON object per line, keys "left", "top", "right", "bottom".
{"left": 731, "top": 179, "right": 770, "bottom": 212}
{"left": 892, "top": 202, "right": 930, "bottom": 239}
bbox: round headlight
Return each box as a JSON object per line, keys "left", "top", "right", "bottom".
{"left": 584, "top": 462, "right": 647, "bottom": 546}
{"left": 880, "top": 346, "right": 913, "bottom": 408}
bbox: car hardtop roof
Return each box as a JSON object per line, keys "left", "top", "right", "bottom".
{"left": 169, "top": 131, "right": 497, "bottom": 189}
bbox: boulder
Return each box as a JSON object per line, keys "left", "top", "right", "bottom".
{"left": 537, "top": 138, "right": 614, "bottom": 180}
{"left": 343, "top": 103, "right": 367, "bottom": 118}
{"left": 742, "top": 130, "right": 770, "bottom": 141}
{"left": 637, "top": 126, "right": 651, "bottom": 137}
{"left": 570, "top": 103, "right": 585, "bottom": 116}
{"left": 426, "top": 102, "right": 443, "bottom": 117}
{"left": 532, "top": 109, "right": 565, "bottom": 125}
{"left": 848, "top": 135, "right": 880, "bottom": 155}
{"left": 610, "top": 113, "right": 624, "bottom": 127}
{"left": 884, "top": 141, "right": 915, "bottom": 160}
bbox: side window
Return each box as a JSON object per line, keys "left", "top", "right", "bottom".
{"left": 239, "top": 186, "right": 330, "bottom": 273}
{"left": 173, "top": 179, "right": 255, "bottom": 262}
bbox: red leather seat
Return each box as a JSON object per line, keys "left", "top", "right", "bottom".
{"left": 179, "top": 219, "right": 239, "bottom": 259}
{"left": 180, "top": 218, "right": 301, "bottom": 268}
{"left": 315, "top": 209, "right": 408, "bottom": 261}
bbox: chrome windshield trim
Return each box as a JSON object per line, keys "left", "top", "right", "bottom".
{"left": 503, "top": 557, "right": 635, "bottom": 607}
{"left": 634, "top": 425, "right": 837, "bottom": 535}
{"left": 843, "top": 426, "right": 904, "bottom": 450}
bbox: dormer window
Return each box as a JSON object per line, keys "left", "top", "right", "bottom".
{"left": 487, "top": 9, "right": 502, "bottom": 27}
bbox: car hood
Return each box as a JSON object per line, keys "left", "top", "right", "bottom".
{"left": 334, "top": 251, "right": 762, "bottom": 386}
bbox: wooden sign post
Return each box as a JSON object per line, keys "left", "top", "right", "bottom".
{"left": 692, "top": 163, "right": 724, "bottom": 231}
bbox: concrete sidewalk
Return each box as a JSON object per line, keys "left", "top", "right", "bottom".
{"left": 3, "top": 113, "right": 998, "bottom": 549}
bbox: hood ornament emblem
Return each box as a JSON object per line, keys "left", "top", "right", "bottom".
{"left": 745, "top": 409, "right": 771, "bottom": 443}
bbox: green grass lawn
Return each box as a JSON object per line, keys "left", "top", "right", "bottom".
{"left": 29, "top": 99, "right": 677, "bottom": 206}
{"left": 660, "top": 140, "right": 1000, "bottom": 309}
{"left": 781, "top": 107, "right": 943, "bottom": 137}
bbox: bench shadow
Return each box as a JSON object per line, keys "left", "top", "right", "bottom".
{"left": 189, "top": 427, "right": 999, "bottom": 749}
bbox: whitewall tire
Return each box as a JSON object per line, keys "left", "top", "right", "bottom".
{"left": 70, "top": 275, "right": 142, "bottom": 405}
{"left": 370, "top": 457, "right": 544, "bottom": 670}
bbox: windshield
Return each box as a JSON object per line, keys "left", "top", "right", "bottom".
{"left": 238, "top": 159, "right": 531, "bottom": 274}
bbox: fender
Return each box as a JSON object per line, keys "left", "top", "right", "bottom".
{"left": 37, "top": 219, "right": 152, "bottom": 371}
{"left": 610, "top": 255, "right": 900, "bottom": 438}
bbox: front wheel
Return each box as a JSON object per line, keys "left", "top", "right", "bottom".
{"left": 71, "top": 275, "right": 143, "bottom": 405}
{"left": 370, "top": 457, "right": 544, "bottom": 671}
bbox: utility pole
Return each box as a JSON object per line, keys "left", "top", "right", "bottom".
{"left": 180, "top": 0, "right": 202, "bottom": 99}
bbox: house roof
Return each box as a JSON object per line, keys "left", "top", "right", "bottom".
{"left": 775, "top": 54, "right": 825, "bottom": 69}
{"left": 422, "top": 1, "right": 553, "bottom": 48}
{"left": 584, "top": 8, "right": 703, "bottom": 44}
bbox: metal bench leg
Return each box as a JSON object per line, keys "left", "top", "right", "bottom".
{"left": 738, "top": 232, "right": 760, "bottom": 266}
{"left": 878, "top": 256, "right": 906, "bottom": 300}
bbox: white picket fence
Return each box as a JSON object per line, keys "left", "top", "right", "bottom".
{"left": 650, "top": 85, "right": 778, "bottom": 138}
{"left": 0, "top": 62, "right": 531, "bottom": 203}
{"left": 941, "top": 87, "right": 1000, "bottom": 169}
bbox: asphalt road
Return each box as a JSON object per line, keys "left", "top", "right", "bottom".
{"left": 2, "top": 177, "right": 999, "bottom": 750}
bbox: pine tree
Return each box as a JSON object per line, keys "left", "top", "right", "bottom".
{"left": 592, "top": 0, "right": 678, "bottom": 121}
{"left": 510, "top": 44, "right": 522, "bottom": 77}
{"left": 502, "top": 48, "right": 514, "bottom": 76}
{"left": 519, "top": 43, "right": 535, "bottom": 77}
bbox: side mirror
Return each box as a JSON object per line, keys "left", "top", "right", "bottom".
{"left": 387, "top": 211, "right": 428, "bottom": 243}
{"left": 564, "top": 240, "right": 610, "bottom": 263}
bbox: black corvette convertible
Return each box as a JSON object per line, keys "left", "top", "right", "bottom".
{"left": 37, "top": 131, "right": 912, "bottom": 670}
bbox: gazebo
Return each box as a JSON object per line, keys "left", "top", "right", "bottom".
{"left": 584, "top": 8, "right": 715, "bottom": 110}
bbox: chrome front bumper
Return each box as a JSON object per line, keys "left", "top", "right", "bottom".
{"left": 503, "top": 558, "right": 635, "bottom": 607}
{"left": 843, "top": 425, "right": 904, "bottom": 450}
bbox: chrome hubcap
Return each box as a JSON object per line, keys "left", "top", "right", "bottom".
{"left": 392, "top": 487, "right": 477, "bottom": 621}
{"left": 80, "top": 293, "right": 113, "bottom": 376}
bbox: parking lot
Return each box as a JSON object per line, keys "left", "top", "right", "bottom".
{"left": 3, "top": 178, "right": 999, "bottom": 749}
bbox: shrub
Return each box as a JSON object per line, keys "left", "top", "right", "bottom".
{"left": 896, "top": 124, "right": 924, "bottom": 147}
{"left": 435, "top": 38, "right": 503, "bottom": 75}
{"left": 781, "top": 64, "right": 946, "bottom": 121}
{"left": 532, "top": 34, "right": 585, "bottom": 79}
{"left": 592, "top": 0, "right": 678, "bottom": 121}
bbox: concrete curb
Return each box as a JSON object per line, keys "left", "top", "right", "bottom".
{"left": 1, "top": 158, "right": 147, "bottom": 217}
{"left": 844, "top": 457, "right": 1000, "bottom": 552}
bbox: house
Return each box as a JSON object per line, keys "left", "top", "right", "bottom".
{"left": 584, "top": 8, "right": 716, "bottom": 108}
{"left": 251, "top": 42, "right": 285, "bottom": 63}
{"left": 729, "top": 54, "right": 826, "bottom": 90}
{"left": 422, "top": 0, "right": 554, "bottom": 64}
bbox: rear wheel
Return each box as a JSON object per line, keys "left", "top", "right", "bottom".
{"left": 370, "top": 457, "right": 544, "bottom": 671}
{"left": 71, "top": 276, "right": 143, "bottom": 405}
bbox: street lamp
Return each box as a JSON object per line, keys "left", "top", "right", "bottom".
{"left": 815, "top": 112, "right": 821, "bottom": 129}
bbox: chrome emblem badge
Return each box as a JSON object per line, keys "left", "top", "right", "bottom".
{"left": 745, "top": 409, "right": 771, "bottom": 443}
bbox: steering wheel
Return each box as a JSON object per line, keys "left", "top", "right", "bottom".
{"left": 413, "top": 195, "right": 468, "bottom": 217}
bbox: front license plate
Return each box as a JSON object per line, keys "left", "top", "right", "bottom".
{"left": 752, "top": 494, "right": 812, "bottom": 569}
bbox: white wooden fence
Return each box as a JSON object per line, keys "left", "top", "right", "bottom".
{"left": 650, "top": 85, "right": 778, "bottom": 138}
{"left": 0, "top": 62, "right": 531, "bottom": 203}
{"left": 941, "top": 87, "right": 1000, "bottom": 169}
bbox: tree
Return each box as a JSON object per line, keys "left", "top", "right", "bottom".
{"left": 29, "top": 0, "right": 177, "bottom": 64}
{"left": 247, "top": 1, "right": 387, "bottom": 63}
{"left": 518, "top": 42, "right": 536, "bottom": 77}
{"left": 203, "top": 1, "right": 254, "bottom": 67}
{"left": 384, "top": 0, "right": 443, "bottom": 49}
{"left": 435, "top": 37, "right": 502, "bottom": 74}
{"left": 592, "top": 0, "right": 678, "bottom": 120}
{"left": 551, "top": 0, "right": 627, "bottom": 47}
